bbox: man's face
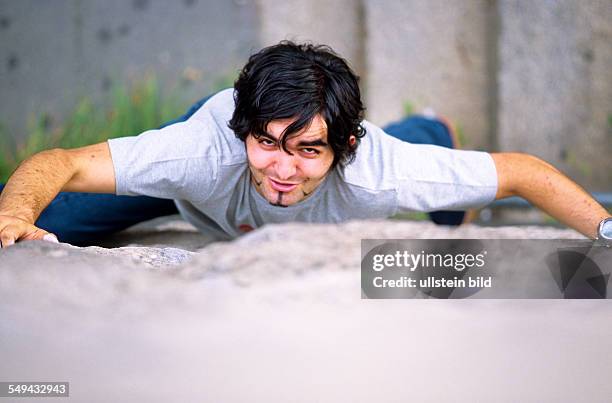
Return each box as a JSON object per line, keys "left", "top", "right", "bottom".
{"left": 245, "top": 114, "right": 335, "bottom": 207}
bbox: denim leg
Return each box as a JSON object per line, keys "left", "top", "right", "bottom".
{"left": 0, "top": 183, "right": 178, "bottom": 245}
{"left": 383, "top": 116, "right": 454, "bottom": 148}
{"left": 35, "top": 191, "right": 179, "bottom": 245}
{"left": 0, "top": 94, "right": 217, "bottom": 245}
{"left": 382, "top": 116, "right": 466, "bottom": 226}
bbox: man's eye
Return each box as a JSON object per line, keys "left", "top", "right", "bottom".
{"left": 301, "top": 148, "right": 320, "bottom": 155}
{"left": 259, "top": 139, "right": 276, "bottom": 147}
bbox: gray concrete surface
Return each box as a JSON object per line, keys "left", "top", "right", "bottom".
{"left": 364, "top": 0, "right": 492, "bottom": 150}
{"left": 0, "top": 0, "right": 258, "bottom": 139}
{"left": 256, "top": 0, "right": 365, "bottom": 76}
{"left": 2, "top": 218, "right": 611, "bottom": 402}
{"left": 497, "top": 0, "right": 612, "bottom": 190}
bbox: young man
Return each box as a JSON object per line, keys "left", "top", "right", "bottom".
{"left": 0, "top": 42, "right": 610, "bottom": 248}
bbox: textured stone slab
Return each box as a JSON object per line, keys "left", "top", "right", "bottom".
{"left": 2, "top": 220, "right": 610, "bottom": 402}
{"left": 95, "top": 215, "right": 217, "bottom": 251}
{"left": 0, "top": 219, "right": 586, "bottom": 306}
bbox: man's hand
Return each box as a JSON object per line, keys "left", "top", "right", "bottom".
{"left": 0, "top": 215, "right": 58, "bottom": 248}
{"left": 0, "top": 142, "right": 115, "bottom": 248}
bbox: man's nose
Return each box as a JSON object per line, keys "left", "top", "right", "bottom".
{"left": 274, "top": 151, "right": 297, "bottom": 180}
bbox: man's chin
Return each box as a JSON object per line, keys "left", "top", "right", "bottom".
{"left": 269, "top": 201, "right": 290, "bottom": 208}
{"left": 264, "top": 189, "right": 301, "bottom": 207}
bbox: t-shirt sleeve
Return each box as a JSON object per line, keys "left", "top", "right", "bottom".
{"left": 393, "top": 143, "right": 499, "bottom": 212}
{"left": 107, "top": 118, "right": 219, "bottom": 203}
{"left": 347, "top": 121, "right": 498, "bottom": 213}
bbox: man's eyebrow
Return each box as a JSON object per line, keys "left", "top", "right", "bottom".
{"left": 257, "top": 132, "right": 328, "bottom": 147}
{"left": 257, "top": 132, "right": 280, "bottom": 142}
{"left": 297, "top": 138, "right": 328, "bottom": 147}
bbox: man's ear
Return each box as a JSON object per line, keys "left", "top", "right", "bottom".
{"left": 349, "top": 135, "right": 356, "bottom": 146}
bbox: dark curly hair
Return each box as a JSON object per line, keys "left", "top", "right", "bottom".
{"left": 228, "top": 41, "right": 366, "bottom": 167}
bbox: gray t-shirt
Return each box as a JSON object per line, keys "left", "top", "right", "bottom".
{"left": 108, "top": 89, "right": 498, "bottom": 240}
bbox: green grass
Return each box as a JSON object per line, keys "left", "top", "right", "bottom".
{"left": 402, "top": 100, "right": 415, "bottom": 117}
{"left": 390, "top": 211, "right": 429, "bottom": 221}
{"left": 0, "top": 75, "right": 190, "bottom": 182}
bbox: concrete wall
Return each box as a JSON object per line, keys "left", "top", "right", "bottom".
{"left": 256, "top": 0, "right": 365, "bottom": 76}
{"left": 1, "top": 0, "right": 611, "bottom": 189}
{"left": 497, "top": 0, "right": 612, "bottom": 189}
{"left": 364, "top": 0, "right": 492, "bottom": 150}
{"left": 0, "top": 0, "right": 258, "bottom": 137}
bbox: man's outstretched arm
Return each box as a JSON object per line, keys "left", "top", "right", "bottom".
{"left": 490, "top": 152, "right": 610, "bottom": 239}
{"left": 0, "top": 142, "right": 115, "bottom": 247}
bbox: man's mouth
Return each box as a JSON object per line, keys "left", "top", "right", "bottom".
{"left": 268, "top": 178, "right": 299, "bottom": 192}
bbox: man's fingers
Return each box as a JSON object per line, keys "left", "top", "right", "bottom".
{"left": 0, "top": 222, "right": 59, "bottom": 247}
{"left": 43, "top": 233, "right": 59, "bottom": 243}
{"left": 0, "top": 231, "right": 17, "bottom": 248}
{"left": 21, "top": 228, "right": 58, "bottom": 242}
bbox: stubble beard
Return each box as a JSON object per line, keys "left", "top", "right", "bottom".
{"left": 251, "top": 171, "right": 312, "bottom": 208}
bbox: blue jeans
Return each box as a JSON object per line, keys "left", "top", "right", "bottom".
{"left": 0, "top": 95, "right": 464, "bottom": 245}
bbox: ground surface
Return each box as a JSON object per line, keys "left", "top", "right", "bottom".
{"left": 1, "top": 217, "right": 610, "bottom": 402}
